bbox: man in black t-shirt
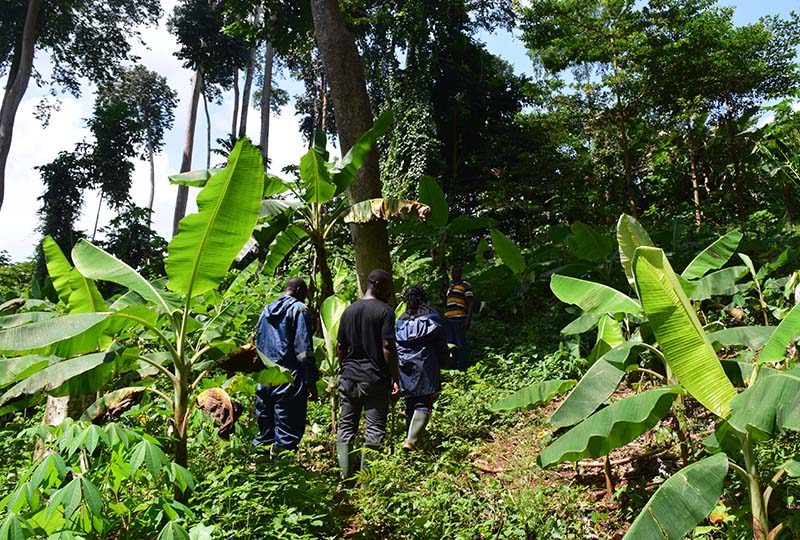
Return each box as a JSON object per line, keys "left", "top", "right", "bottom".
{"left": 336, "top": 269, "right": 400, "bottom": 482}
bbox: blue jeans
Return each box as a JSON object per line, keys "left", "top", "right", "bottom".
{"left": 445, "top": 318, "right": 469, "bottom": 371}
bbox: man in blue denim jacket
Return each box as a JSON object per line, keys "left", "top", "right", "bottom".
{"left": 253, "top": 277, "right": 319, "bottom": 458}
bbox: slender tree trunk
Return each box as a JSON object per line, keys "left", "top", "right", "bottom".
{"left": 0, "top": 0, "right": 41, "bottom": 215}
{"left": 173, "top": 70, "right": 203, "bottom": 236}
{"left": 616, "top": 91, "right": 636, "bottom": 217}
{"left": 725, "top": 105, "right": 746, "bottom": 225}
{"left": 783, "top": 178, "right": 794, "bottom": 225}
{"left": 203, "top": 88, "right": 211, "bottom": 169}
{"left": 147, "top": 137, "right": 155, "bottom": 227}
{"left": 260, "top": 42, "right": 274, "bottom": 167}
{"left": 311, "top": 0, "right": 393, "bottom": 293}
{"left": 239, "top": 47, "right": 257, "bottom": 139}
{"left": 231, "top": 68, "right": 239, "bottom": 139}
{"left": 92, "top": 191, "right": 104, "bottom": 241}
{"left": 687, "top": 117, "right": 702, "bottom": 228}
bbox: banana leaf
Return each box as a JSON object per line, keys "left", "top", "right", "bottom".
{"left": 42, "top": 236, "right": 75, "bottom": 307}
{"left": 259, "top": 199, "right": 301, "bottom": 221}
{"left": 264, "top": 173, "right": 292, "bottom": 197}
{"left": 780, "top": 459, "right": 800, "bottom": 477}
{"left": 623, "top": 453, "right": 728, "bottom": 540}
{"left": 44, "top": 237, "right": 105, "bottom": 313}
{"left": 566, "top": 222, "right": 612, "bottom": 263}
{"left": 344, "top": 198, "right": 430, "bottom": 224}
{"left": 300, "top": 147, "right": 336, "bottom": 205}
{"left": 681, "top": 229, "right": 742, "bottom": 280}
{"left": 633, "top": 247, "right": 737, "bottom": 417}
{"left": 418, "top": 176, "right": 448, "bottom": 228}
{"left": 319, "top": 295, "right": 347, "bottom": 374}
{"left": 491, "top": 229, "right": 525, "bottom": 276}
{"left": 261, "top": 225, "right": 309, "bottom": 276}
{"left": 448, "top": 215, "right": 495, "bottom": 235}
{"left": 549, "top": 339, "right": 644, "bottom": 428}
{"left": 709, "top": 326, "right": 775, "bottom": 351}
{"left": 0, "top": 313, "right": 109, "bottom": 355}
{"left": 588, "top": 315, "right": 625, "bottom": 363}
{"left": 0, "top": 312, "right": 57, "bottom": 329}
{"left": 252, "top": 350, "right": 292, "bottom": 386}
{"left": 330, "top": 111, "right": 392, "bottom": 196}
{"left": 688, "top": 266, "right": 747, "bottom": 302}
{"left": 539, "top": 386, "right": 681, "bottom": 467}
{"left": 617, "top": 214, "right": 654, "bottom": 290}
{"left": 489, "top": 379, "right": 576, "bottom": 411}
{"left": 168, "top": 168, "right": 224, "bottom": 187}
{"left": 727, "top": 369, "right": 800, "bottom": 438}
{"left": 757, "top": 302, "right": 800, "bottom": 364}
{"left": 0, "top": 354, "right": 56, "bottom": 388}
{"left": 550, "top": 274, "right": 641, "bottom": 315}
{"left": 561, "top": 312, "right": 601, "bottom": 335}
{"left": 166, "top": 139, "right": 264, "bottom": 297}
{"left": 73, "top": 240, "right": 177, "bottom": 315}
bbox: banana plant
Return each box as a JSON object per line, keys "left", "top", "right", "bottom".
{"left": 0, "top": 139, "right": 289, "bottom": 478}
{"left": 315, "top": 294, "right": 347, "bottom": 433}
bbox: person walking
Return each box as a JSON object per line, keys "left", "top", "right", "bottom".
{"left": 252, "top": 277, "right": 319, "bottom": 459}
{"left": 444, "top": 266, "right": 473, "bottom": 371}
{"left": 336, "top": 269, "right": 400, "bottom": 482}
{"left": 396, "top": 285, "right": 448, "bottom": 451}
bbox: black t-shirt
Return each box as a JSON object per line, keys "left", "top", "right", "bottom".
{"left": 337, "top": 298, "right": 395, "bottom": 384}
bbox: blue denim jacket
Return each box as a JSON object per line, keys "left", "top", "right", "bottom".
{"left": 256, "top": 296, "right": 318, "bottom": 388}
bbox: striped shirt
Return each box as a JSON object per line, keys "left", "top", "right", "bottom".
{"left": 445, "top": 280, "right": 473, "bottom": 318}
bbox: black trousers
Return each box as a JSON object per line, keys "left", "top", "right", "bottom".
{"left": 336, "top": 378, "right": 389, "bottom": 446}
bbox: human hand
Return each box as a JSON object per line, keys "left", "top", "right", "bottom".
{"left": 308, "top": 384, "right": 319, "bottom": 402}
{"left": 391, "top": 382, "right": 401, "bottom": 401}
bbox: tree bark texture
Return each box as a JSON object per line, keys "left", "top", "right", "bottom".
{"left": 687, "top": 117, "right": 702, "bottom": 228}
{"left": 231, "top": 68, "right": 240, "bottom": 138}
{"left": 0, "top": 0, "right": 41, "bottom": 215}
{"left": 239, "top": 47, "right": 257, "bottom": 139}
{"left": 173, "top": 70, "right": 203, "bottom": 236}
{"left": 260, "top": 42, "right": 274, "bottom": 167}
{"left": 310, "top": 0, "right": 392, "bottom": 293}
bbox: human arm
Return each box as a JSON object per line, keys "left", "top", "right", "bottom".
{"left": 464, "top": 284, "right": 474, "bottom": 330}
{"left": 294, "top": 305, "right": 319, "bottom": 401}
{"left": 383, "top": 337, "right": 400, "bottom": 399}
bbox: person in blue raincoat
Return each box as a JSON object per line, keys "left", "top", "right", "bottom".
{"left": 396, "top": 285, "right": 449, "bottom": 451}
{"left": 253, "top": 277, "right": 319, "bottom": 458}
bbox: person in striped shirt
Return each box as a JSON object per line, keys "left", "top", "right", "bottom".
{"left": 444, "top": 266, "right": 473, "bottom": 371}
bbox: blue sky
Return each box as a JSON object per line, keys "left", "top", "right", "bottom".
{"left": 1, "top": 1, "right": 797, "bottom": 261}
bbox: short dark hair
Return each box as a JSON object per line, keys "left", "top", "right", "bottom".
{"left": 367, "top": 269, "right": 392, "bottom": 288}
{"left": 285, "top": 277, "right": 307, "bottom": 295}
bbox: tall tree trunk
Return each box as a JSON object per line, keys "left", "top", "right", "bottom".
{"left": 0, "top": 0, "right": 41, "bottom": 215}
{"left": 147, "top": 136, "right": 155, "bottom": 227}
{"left": 203, "top": 87, "right": 211, "bottom": 169}
{"left": 783, "top": 178, "right": 795, "bottom": 226}
{"left": 173, "top": 69, "right": 203, "bottom": 236}
{"left": 92, "top": 190, "right": 104, "bottom": 241}
{"left": 310, "top": 0, "right": 392, "bottom": 293}
{"left": 725, "top": 105, "right": 745, "bottom": 226}
{"left": 615, "top": 91, "right": 637, "bottom": 217}
{"left": 231, "top": 68, "right": 239, "bottom": 139}
{"left": 687, "top": 116, "right": 702, "bottom": 228}
{"left": 239, "top": 47, "right": 257, "bottom": 139}
{"left": 260, "top": 42, "right": 274, "bottom": 167}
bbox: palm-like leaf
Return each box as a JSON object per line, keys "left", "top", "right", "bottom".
{"left": 166, "top": 139, "right": 264, "bottom": 297}
{"left": 0, "top": 313, "right": 109, "bottom": 354}
{"left": 489, "top": 380, "right": 576, "bottom": 411}
{"left": 757, "top": 302, "right": 800, "bottom": 364}
{"left": 319, "top": 296, "right": 347, "bottom": 374}
{"left": 261, "top": 225, "right": 309, "bottom": 276}
{"left": 727, "top": 370, "right": 800, "bottom": 438}
{"left": 681, "top": 229, "right": 742, "bottom": 280}
{"left": 617, "top": 214, "right": 654, "bottom": 290}
{"left": 491, "top": 229, "right": 525, "bottom": 276}
{"left": 330, "top": 111, "right": 392, "bottom": 195}
{"left": 418, "top": 176, "right": 448, "bottom": 228}
{"left": 344, "top": 198, "right": 431, "bottom": 223}
{"left": 300, "top": 147, "right": 336, "bottom": 205}
{"left": 633, "top": 247, "right": 737, "bottom": 417}
{"left": 550, "top": 274, "right": 641, "bottom": 315}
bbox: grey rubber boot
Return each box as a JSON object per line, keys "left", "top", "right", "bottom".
{"left": 402, "top": 410, "right": 429, "bottom": 451}
{"left": 336, "top": 442, "right": 354, "bottom": 482}
{"left": 360, "top": 444, "right": 382, "bottom": 471}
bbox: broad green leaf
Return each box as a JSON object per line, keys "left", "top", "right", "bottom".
{"left": 50, "top": 349, "right": 138, "bottom": 398}
{"left": 758, "top": 302, "right": 800, "bottom": 364}
{"left": 330, "top": 111, "right": 392, "bottom": 196}
{"left": 80, "top": 387, "right": 146, "bottom": 422}
{"left": 709, "top": 326, "right": 774, "bottom": 351}
{"left": 300, "top": 147, "right": 336, "bottom": 205}
{"left": 189, "top": 524, "right": 216, "bottom": 540}
{"left": 551, "top": 274, "right": 641, "bottom": 315}
{"left": 588, "top": 315, "right": 624, "bottom": 363}
{"left": 42, "top": 236, "right": 74, "bottom": 307}
{"left": 264, "top": 173, "right": 292, "bottom": 196}
{"left": 616, "top": 214, "right": 654, "bottom": 290}
{"left": 261, "top": 225, "right": 308, "bottom": 276}
{"left": 0, "top": 350, "right": 116, "bottom": 406}
{"left": 60, "top": 477, "right": 82, "bottom": 518}
{"left": 0, "top": 513, "right": 29, "bottom": 540}
{"left": 633, "top": 247, "right": 737, "bottom": 417}
{"left": 623, "top": 453, "right": 728, "bottom": 540}
{"left": 344, "top": 198, "right": 430, "bottom": 223}
{"left": 549, "top": 339, "right": 643, "bottom": 428}
{"left": 320, "top": 296, "right": 347, "bottom": 373}
{"left": 0, "top": 312, "right": 109, "bottom": 354}
{"left": 169, "top": 463, "right": 196, "bottom": 492}
{"left": 539, "top": 387, "right": 680, "bottom": 467}
{"left": 681, "top": 229, "right": 742, "bottom": 280}
{"left": 168, "top": 168, "right": 223, "bottom": 187}
{"left": 688, "top": 266, "right": 747, "bottom": 302}
{"left": 780, "top": 459, "right": 800, "bottom": 477}
{"left": 130, "top": 439, "right": 169, "bottom": 480}
{"left": 223, "top": 260, "right": 259, "bottom": 299}
{"left": 567, "top": 222, "right": 613, "bottom": 263}
{"left": 67, "top": 268, "right": 106, "bottom": 313}
{"left": 739, "top": 252, "right": 758, "bottom": 281}
{"left": 252, "top": 350, "right": 292, "bottom": 386}
{"left": 418, "top": 176, "right": 448, "bottom": 228}
{"left": 80, "top": 478, "right": 102, "bottom": 516}
{"left": 491, "top": 229, "right": 525, "bottom": 276}
{"left": 561, "top": 312, "right": 600, "bottom": 335}
{"left": 73, "top": 240, "right": 175, "bottom": 314}
{"left": 447, "top": 215, "right": 495, "bottom": 235}
{"left": 727, "top": 370, "right": 800, "bottom": 438}
{"left": 258, "top": 198, "right": 301, "bottom": 221}
{"left": 166, "top": 139, "right": 264, "bottom": 297}
{"left": 157, "top": 522, "right": 190, "bottom": 540}
{"left": 0, "top": 311, "right": 57, "bottom": 329}
{"left": 0, "top": 354, "right": 55, "bottom": 388}
{"left": 489, "top": 379, "right": 576, "bottom": 411}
